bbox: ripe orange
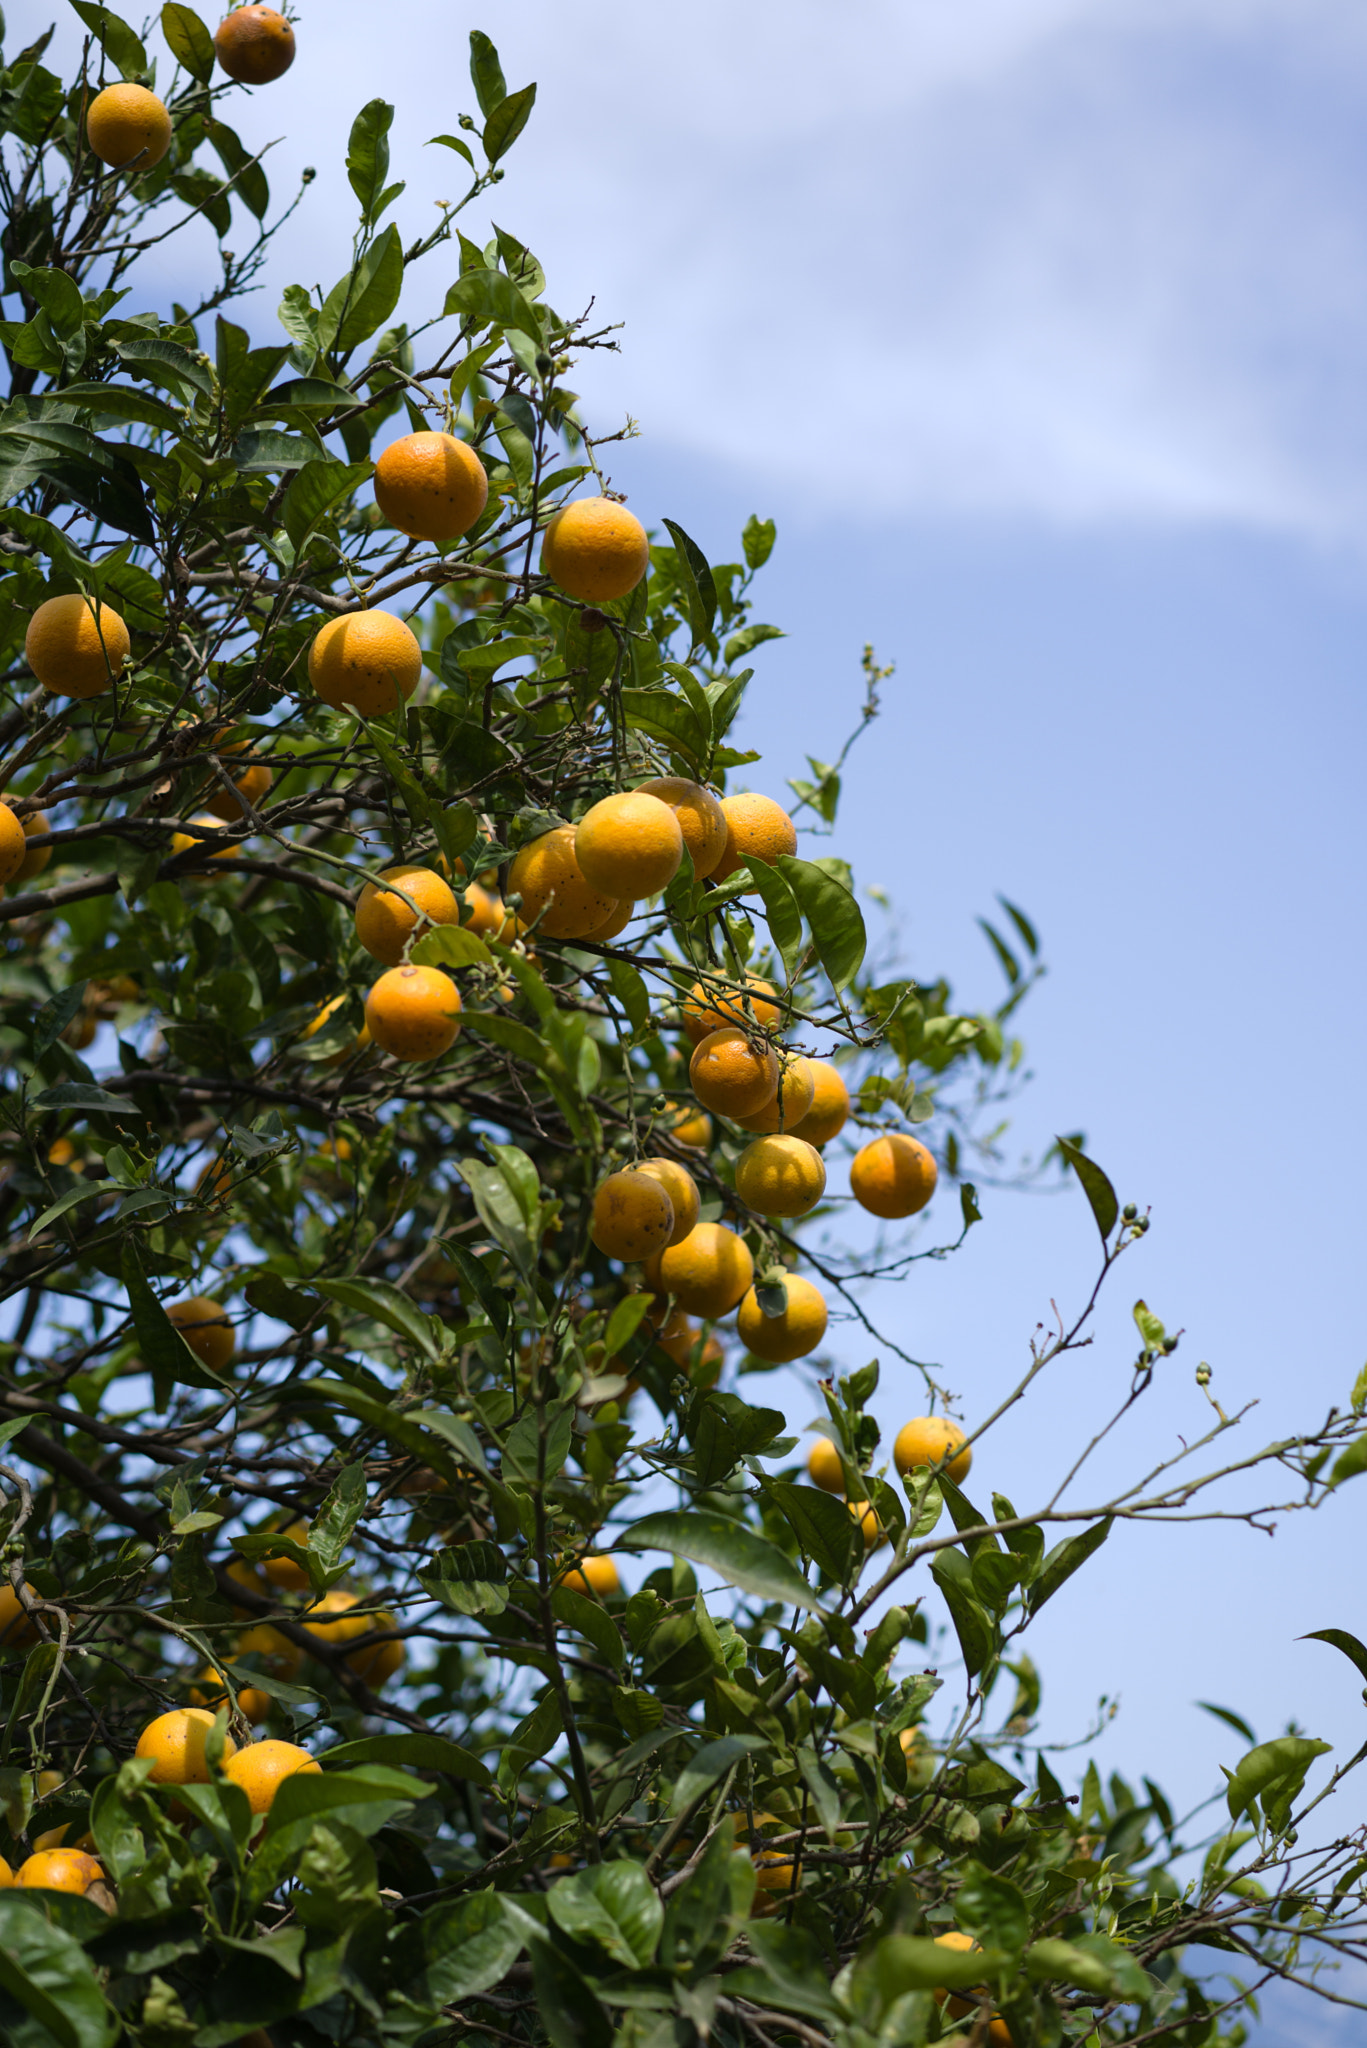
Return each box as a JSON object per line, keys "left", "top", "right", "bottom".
{"left": 308, "top": 609, "right": 422, "bottom": 717}
{"left": 214, "top": 3, "right": 296, "bottom": 81}
{"left": 374, "top": 431, "right": 488, "bottom": 542}
{"left": 742, "top": 1813, "right": 801, "bottom": 1893}
{"left": 849, "top": 1497, "right": 884, "bottom": 1550}
{"left": 15, "top": 1848, "right": 105, "bottom": 1894}
{"left": 299, "top": 1590, "right": 404, "bottom": 1685}
{"left": 737, "top": 1274, "right": 827, "bottom": 1364}
{"left": 62, "top": 1005, "right": 97, "bottom": 1050}
{"left": 575, "top": 790, "right": 683, "bottom": 900}
{"left": 237, "top": 1619, "right": 304, "bottom": 1680}
{"left": 261, "top": 1518, "right": 311, "bottom": 1591}
{"left": 223, "top": 1739, "right": 321, "bottom": 1814}
{"left": 169, "top": 813, "right": 236, "bottom": 863}
{"left": 508, "top": 825, "right": 617, "bottom": 941}
{"left": 806, "top": 1437, "right": 845, "bottom": 1493}
{"left": 734, "top": 1056, "right": 816, "bottom": 1135}
{"left": 591, "top": 1169, "right": 676, "bottom": 1263}
{"left": 635, "top": 1156, "right": 700, "bottom": 1245}
{"left": 0, "top": 1583, "right": 40, "bottom": 1650}
{"left": 736, "top": 1134, "right": 826, "bottom": 1219}
{"left": 166, "top": 1296, "right": 236, "bottom": 1372}
{"left": 365, "top": 964, "right": 462, "bottom": 1060}
{"left": 0, "top": 1854, "right": 11, "bottom": 1885}
{"left": 136, "top": 1706, "right": 237, "bottom": 1785}
{"left": 582, "top": 897, "right": 631, "bottom": 943}
{"left": 205, "top": 741, "right": 273, "bottom": 821}
{"left": 681, "top": 974, "right": 780, "bottom": 1046}
{"left": 636, "top": 776, "right": 727, "bottom": 877}
{"left": 25, "top": 594, "right": 129, "bottom": 698}
{"left": 190, "top": 1667, "right": 271, "bottom": 1726}
{"left": 850, "top": 1133, "right": 938, "bottom": 1219}
{"left": 710, "top": 793, "right": 798, "bottom": 884}
{"left": 689, "top": 1027, "right": 779, "bottom": 1120}
{"left": 645, "top": 1222, "right": 753, "bottom": 1320}
{"left": 934, "top": 1932, "right": 1012, "bottom": 2045}
{"left": 789, "top": 1061, "right": 851, "bottom": 1148}
{"left": 894, "top": 1416, "right": 971, "bottom": 1484}
{"left": 666, "top": 1106, "right": 712, "bottom": 1150}
{"left": 542, "top": 498, "right": 650, "bottom": 602}
{"left": 302, "top": 994, "right": 370, "bottom": 1065}
{"left": 0, "top": 801, "right": 25, "bottom": 888}
{"left": 558, "top": 1554, "right": 620, "bottom": 1599}
{"left": 85, "top": 83, "right": 172, "bottom": 169}
{"left": 225, "top": 1557, "right": 266, "bottom": 1610}
{"left": 355, "top": 864, "right": 459, "bottom": 965}
{"left": 460, "top": 879, "right": 506, "bottom": 935}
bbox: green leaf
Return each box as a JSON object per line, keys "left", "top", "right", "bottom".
{"left": 619, "top": 1509, "right": 820, "bottom": 1610}
{"left": 528, "top": 1936, "right": 612, "bottom": 2048}
{"left": 69, "top": 0, "right": 147, "bottom": 79}
{"left": 405, "top": 1893, "right": 525, "bottom": 2015}
{"left": 280, "top": 459, "right": 372, "bottom": 551}
{"left": 0, "top": 1895, "right": 118, "bottom": 2048}
{"left": 347, "top": 98, "right": 395, "bottom": 223}
{"left": 1302, "top": 1628, "right": 1367, "bottom": 1687}
{"left": 551, "top": 1585, "right": 625, "bottom": 1670}
{"left": 443, "top": 267, "right": 542, "bottom": 342}
{"left": 1197, "top": 1702, "right": 1257, "bottom": 1744}
{"left": 768, "top": 1481, "right": 855, "bottom": 1581}
{"left": 32, "top": 1081, "right": 146, "bottom": 1120}
{"left": 868, "top": 1933, "right": 1008, "bottom": 1996}
{"left": 205, "top": 118, "right": 270, "bottom": 219}
{"left": 956, "top": 1861, "right": 1030, "bottom": 1956}
{"left": 325, "top": 223, "right": 404, "bottom": 354}
{"left": 428, "top": 131, "right": 476, "bottom": 170}
{"left": 1025, "top": 1938, "right": 1129, "bottom": 1998}
{"left": 121, "top": 1244, "right": 226, "bottom": 1394}
{"left": 430, "top": 1241, "right": 510, "bottom": 1337}
{"left": 661, "top": 517, "right": 718, "bottom": 649}
{"left": 928, "top": 1549, "right": 993, "bottom": 1677}
{"left": 1055, "top": 1135, "right": 1119, "bottom": 1243}
{"left": 618, "top": 686, "right": 709, "bottom": 775}
{"left": 484, "top": 81, "right": 536, "bottom": 163}
{"left": 742, "top": 857, "right": 804, "bottom": 981}
{"left": 977, "top": 917, "right": 1020, "bottom": 985}
{"left": 115, "top": 335, "right": 213, "bottom": 401}
{"left": 230, "top": 428, "right": 316, "bottom": 472}
{"left": 743, "top": 513, "right": 776, "bottom": 569}
{"left": 1133, "top": 1299, "right": 1166, "bottom": 1351}
{"left": 160, "top": 2, "right": 214, "bottom": 81}
{"left": 321, "top": 1733, "right": 491, "bottom": 1786}
{"left": 769, "top": 854, "right": 865, "bottom": 991}
{"left": 312, "top": 1276, "right": 439, "bottom": 1358}
{"left": 1329, "top": 1433, "right": 1367, "bottom": 1488}
{"left": 604, "top": 1291, "right": 655, "bottom": 1359}
{"left": 667, "top": 1734, "right": 765, "bottom": 1818}
{"left": 468, "top": 29, "right": 507, "bottom": 116}
{"left": 410, "top": 925, "right": 492, "bottom": 970}
{"left": 547, "top": 1860, "right": 661, "bottom": 1968}
{"left": 1226, "top": 1735, "right": 1330, "bottom": 1830}
{"left": 31, "top": 979, "right": 88, "bottom": 1057}
{"left": 309, "top": 1461, "right": 366, "bottom": 1581}
{"left": 1025, "top": 1517, "right": 1113, "bottom": 1617}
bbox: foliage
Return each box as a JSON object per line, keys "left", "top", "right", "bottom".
{"left": 2, "top": 10, "right": 1367, "bottom": 2047}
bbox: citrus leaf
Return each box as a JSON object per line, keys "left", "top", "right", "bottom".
{"left": 1055, "top": 1135, "right": 1118, "bottom": 1243}
{"left": 619, "top": 1509, "right": 820, "bottom": 1610}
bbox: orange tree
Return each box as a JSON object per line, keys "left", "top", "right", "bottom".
{"left": 3, "top": 11, "right": 1367, "bottom": 2046}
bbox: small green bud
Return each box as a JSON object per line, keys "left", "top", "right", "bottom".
{"left": 1196, "top": 1362, "right": 1211, "bottom": 1388}
{"left": 1122, "top": 1202, "right": 1137, "bottom": 1222}
{"left": 459, "top": 113, "right": 476, "bottom": 130}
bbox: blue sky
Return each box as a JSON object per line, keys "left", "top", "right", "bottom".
{"left": 38, "top": 1, "right": 1367, "bottom": 2029}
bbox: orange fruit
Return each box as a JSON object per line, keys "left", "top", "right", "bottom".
{"left": 85, "top": 82, "right": 171, "bottom": 169}
{"left": 190, "top": 1667, "right": 271, "bottom": 1726}
{"left": 734, "top": 1056, "right": 816, "bottom": 1135}
{"left": 214, "top": 3, "right": 295, "bottom": 81}
{"left": 645, "top": 1222, "right": 753, "bottom": 1320}
{"left": 681, "top": 974, "right": 780, "bottom": 1046}
{"left": 934, "top": 1932, "right": 1012, "bottom": 2045}
{"left": 15, "top": 1848, "right": 105, "bottom": 1894}
{"left": 169, "top": 813, "right": 235, "bottom": 862}
{"left": 807, "top": 1437, "right": 845, "bottom": 1493}
{"left": 460, "top": 880, "right": 506, "bottom": 935}
{"left": 689, "top": 1027, "right": 779, "bottom": 1120}
{"left": 558, "top": 1554, "right": 620, "bottom": 1599}
{"left": 236, "top": 1619, "right": 304, "bottom": 1680}
{"left": 0, "top": 1584, "right": 40, "bottom": 1650}
{"left": 365, "top": 964, "right": 462, "bottom": 1060}
{"left": 0, "top": 1854, "right": 11, "bottom": 1885}
{"left": 355, "top": 864, "right": 459, "bottom": 965}
{"left": 575, "top": 790, "right": 683, "bottom": 900}
{"left": 893, "top": 1416, "right": 971, "bottom": 1485}
{"left": 740, "top": 1813, "right": 801, "bottom": 1893}
{"left": 374, "top": 431, "right": 487, "bottom": 543}
{"left": 224, "top": 1557, "right": 266, "bottom": 1610}
{"left": 582, "top": 897, "right": 631, "bottom": 943}
{"left": 136, "top": 1706, "right": 237, "bottom": 1785}
{"left": 205, "top": 741, "right": 273, "bottom": 821}
{"left": 735, "top": 1134, "right": 826, "bottom": 1219}
{"left": 223, "top": 1739, "right": 321, "bottom": 1814}
{"left": 542, "top": 498, "right": 649, "bottom": 602}
{"left": 308, "top": 609, "right": 422, "bottom": 717}
{"left": 166, "top": 1296, "right": 236, "bottom": 1373}
{"left": 261, "top": 1518, "right": 311, "bottom": 1591}
{"left": 299, "top": 1589, "right": 404, "bottom": 1685}
{"left": 25, "top": 594, "right": 129, "bottom": 698}
{"left": 636, "top": 776, "right": 728, "bottom": 878}
{"left": 737, "top": 1274, "right": 827, "bottom": 1364}
{"left": 665, "top": 1107, "right": 712, "bottom": 1150}
{"left": 850, "top": 1134, "right": 938, "bottom": 1219}
{"left": 62, "top": 1005, "right": 97, "bottom": 1050}
{"left": 508, "top": 825, "right": 617, "bottom": 941}
{"left": 849, "top": 1497, "right": 884, "bottom": 1550}
{"left": 710, "top": 793, "right": 797, "bottom": 884}
{"left": 302, "top": 994, "right": 370, "bottom": 1066}
{"left": 591, "top": 1169, "right": 676, "bottom": 1263}
{"left": 634, "top": 1157, "right": 700, "bottom": 1245}
{"left": 789, "top": 1061, "right": 851, "bottom": 1148}
{"left": 1, "top": 793, "right": 49, "bottom": 887}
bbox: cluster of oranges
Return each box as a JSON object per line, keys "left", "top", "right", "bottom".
{"left": 81, "top": 7, "right": 295, "bottom": 181}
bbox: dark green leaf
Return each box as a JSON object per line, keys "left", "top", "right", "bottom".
{"left": 978, "top": 917, "right": 1020, "bottom": 985}
{"left": 160, "top": 2, "right": 213, "bottom": 81}
{"left": 405, "top": 1892, "right": 525, "bottom": 2014}
{"left": 347, "top": 99, "right": 394, "bottom": 223}
{"left": 528, "top": 1936, "right": 612, "bottom": 2048}
{"left": 69, "top": 0, "right": 146, "bottom": 79}
{"left": 768, "top": 1481, "right": 855, "bottom": 1581}
{"left": 548, "top": 1861, "right": 661, "bottom": 1968}
{"left": 1055, "top": 1136, "right": 1119, "bottom": 1243}
{"left": 122, "top": 1244, "right": 226, "bottom": 1394}
{"left": 280, "top": 459, "right": 372, "bottom": 550}
{"left": 551, "top": 1585, "right": 624, "bottom": 1670}
{"left": 322, "top": 1733, "right": 490, "bottom": 1786}
{"left": 115, "top": 335, "right": 213, "bottom": 401}
{"left": 230, "top": 429, "right": 316, "bottom": 472}
{"left": 1197, "top": 1701, "right": 1257, "bottom": 1745}
{"left": 774, "top": 854, "right": 866, "bottom": 991}
{"left": 928, "top": 1548, "right": 993, "bottom": 1676}
{"left": 1025, "top": 1518, "right": 1113, "bottom": 1617}
{"left": 468, "top": 30, "right": 507, "bottom": 116}
{"left": 205, "top": 119, "right": 270, "bottom": 219}
{"left": 662, "top": 517, "right": 718, "bottom": 649}
{"left": 312, "top": 1276, "right": 438, "bottom": 1359}
{"left": 484, "top": 81, "right": 536, "bottom": 163}
{"left": 31, "top": 980, "right": 88, "bottom": 1056}
{"left": 443, "top": 267, "right": 542, "bottom": 342}
{"left": 742, "top": 857, "right": 804, "bottom": 981}
{"left": 956, "top": 1861, "right": 1030, "bottom": 1956}
{"left": 325, "top": 223, "right": 404, "bottom": 354}
{"left": 0, "top": 1895, "right": 118, "bottom": 2048}
{"left": 620, "top": 1509, "right": 820, "bottom": 1610}
{"left": 1302, "top": 1629, "right": 1367, "bottom": 1687}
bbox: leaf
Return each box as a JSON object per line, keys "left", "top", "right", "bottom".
{"left": 619, "top": 1509, "right": 820, "bottom": 1611}
{"left": 869, "top": 1933, "right": 1009, "bottom": 1997}
{"left": 483, "top": 81, "right": 536, "bottom": 163}
{"left": 312, "top": 1276, "right": 439, "bottom": 1359}
{"left": 1055, "top": 1135, "right": 1119, "bottom": 1243}
{"left": 742, "top": 858, "right": 804, "bottom": 981}
{"left": 1133, "top": 1299, "right": 1166, "bottom": 1352}
{"left": 928, "top": 1549, "right": 993, "bottom": 1677}
{"left": 116, "top": 335, "right": 214, "bottom": 401}
{"left": 1225, "top": 1735, "right": 1330, "bottom": 1829}
{"left": 280, "top": 459, "right": 372, "bottom": 551}
{"left": 468, "top": 29, "right": 507, "bottom": 116}
{"left": 243, "top": 1270, "right": 315, "bottom": 1330}
{"left": 410, "top": 925, "right": 491, "bottom": 970}
{"left": 347, "top": 98, "right": 394, "bottom": 223}
{"left": 430, "top": 1241, "right": 510, "bottom": 1337}
{"left": 122, "top": 1244, "right": 226, "bottom": 1393}
{"left": 32, "top": 1082, "right": 146, "bottom": 1120}
{"left": 428, "top": 132, "right": 475, "bottom": 169}
{"left": 31, "top": 978, "right": 88, "bottom": 1058}
{"left": 668, "top": 1734, "right": 765, "bottom": 1819}
{"left": 204, "top": 119, "right": 270, "bottom": 220}
{"left": 774, "top": 854, "right": 866, "bottom": 991}
{"left": 956, "top": 1861, "right": 1030, "bottom": 1957}
{"left": 662, "top": 518, "right": 718, "bottom": 649}
{"left": 321, "top": 1733, "right": 491, "bottom": 1786}
{"left": 325, "top": 223, "right": 404, "bottom": 354}
{"left": 443, "top": 267, "right": 542, "bottom": 343}
{"left": 527, "top": 1936, "right": 612, "bottom": 2048}
{"left": 1025, "top": 1517, "right": 1113, "bottom": 1617}
{"left": 69, "top": 0, "right": 146, "bottom": 79}
{"left": 548, "top": 1861, "right": 662, "bottom": 1968}
{"left": 768, "top": 1481, "right": 855, "bottom": 1581}
{"left": 230, "top": 429, "right": 317, "bottom": 472}
{"left": 1302, "top": 1628, "right": 1367, "bottom": 1688}
{"left": 618, "top": 686, "right": 709, "bottom": 775}
{"left": 0, "top": 1895, "right": 118, "bottom": 2048}
{"left": 604, "top": 1291, "right": 655, "bottom": 1359}
{"left": 978, "top": 917, "right": 1020, "bottom": 985}
{"left": 160, "top": 1, "right": 214, "bottom": 81}
{"left": 743, "top": 513, "right": 776, "bottom": 568}
{"left": 1329, "top": 1434, "right": 1367, "bottom": 1488}
{"left": 1197, "top": 1701, "right": 1257, "bottom": 1745}
{"left": 309, "top": 1461, "right": 366, "bottom": 1580}
{"left": 551, "top": 1585, "right": 624, "bottom": 1670}
{"left": 405, "top": 1892, "right": 525, "bottom": 2014}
